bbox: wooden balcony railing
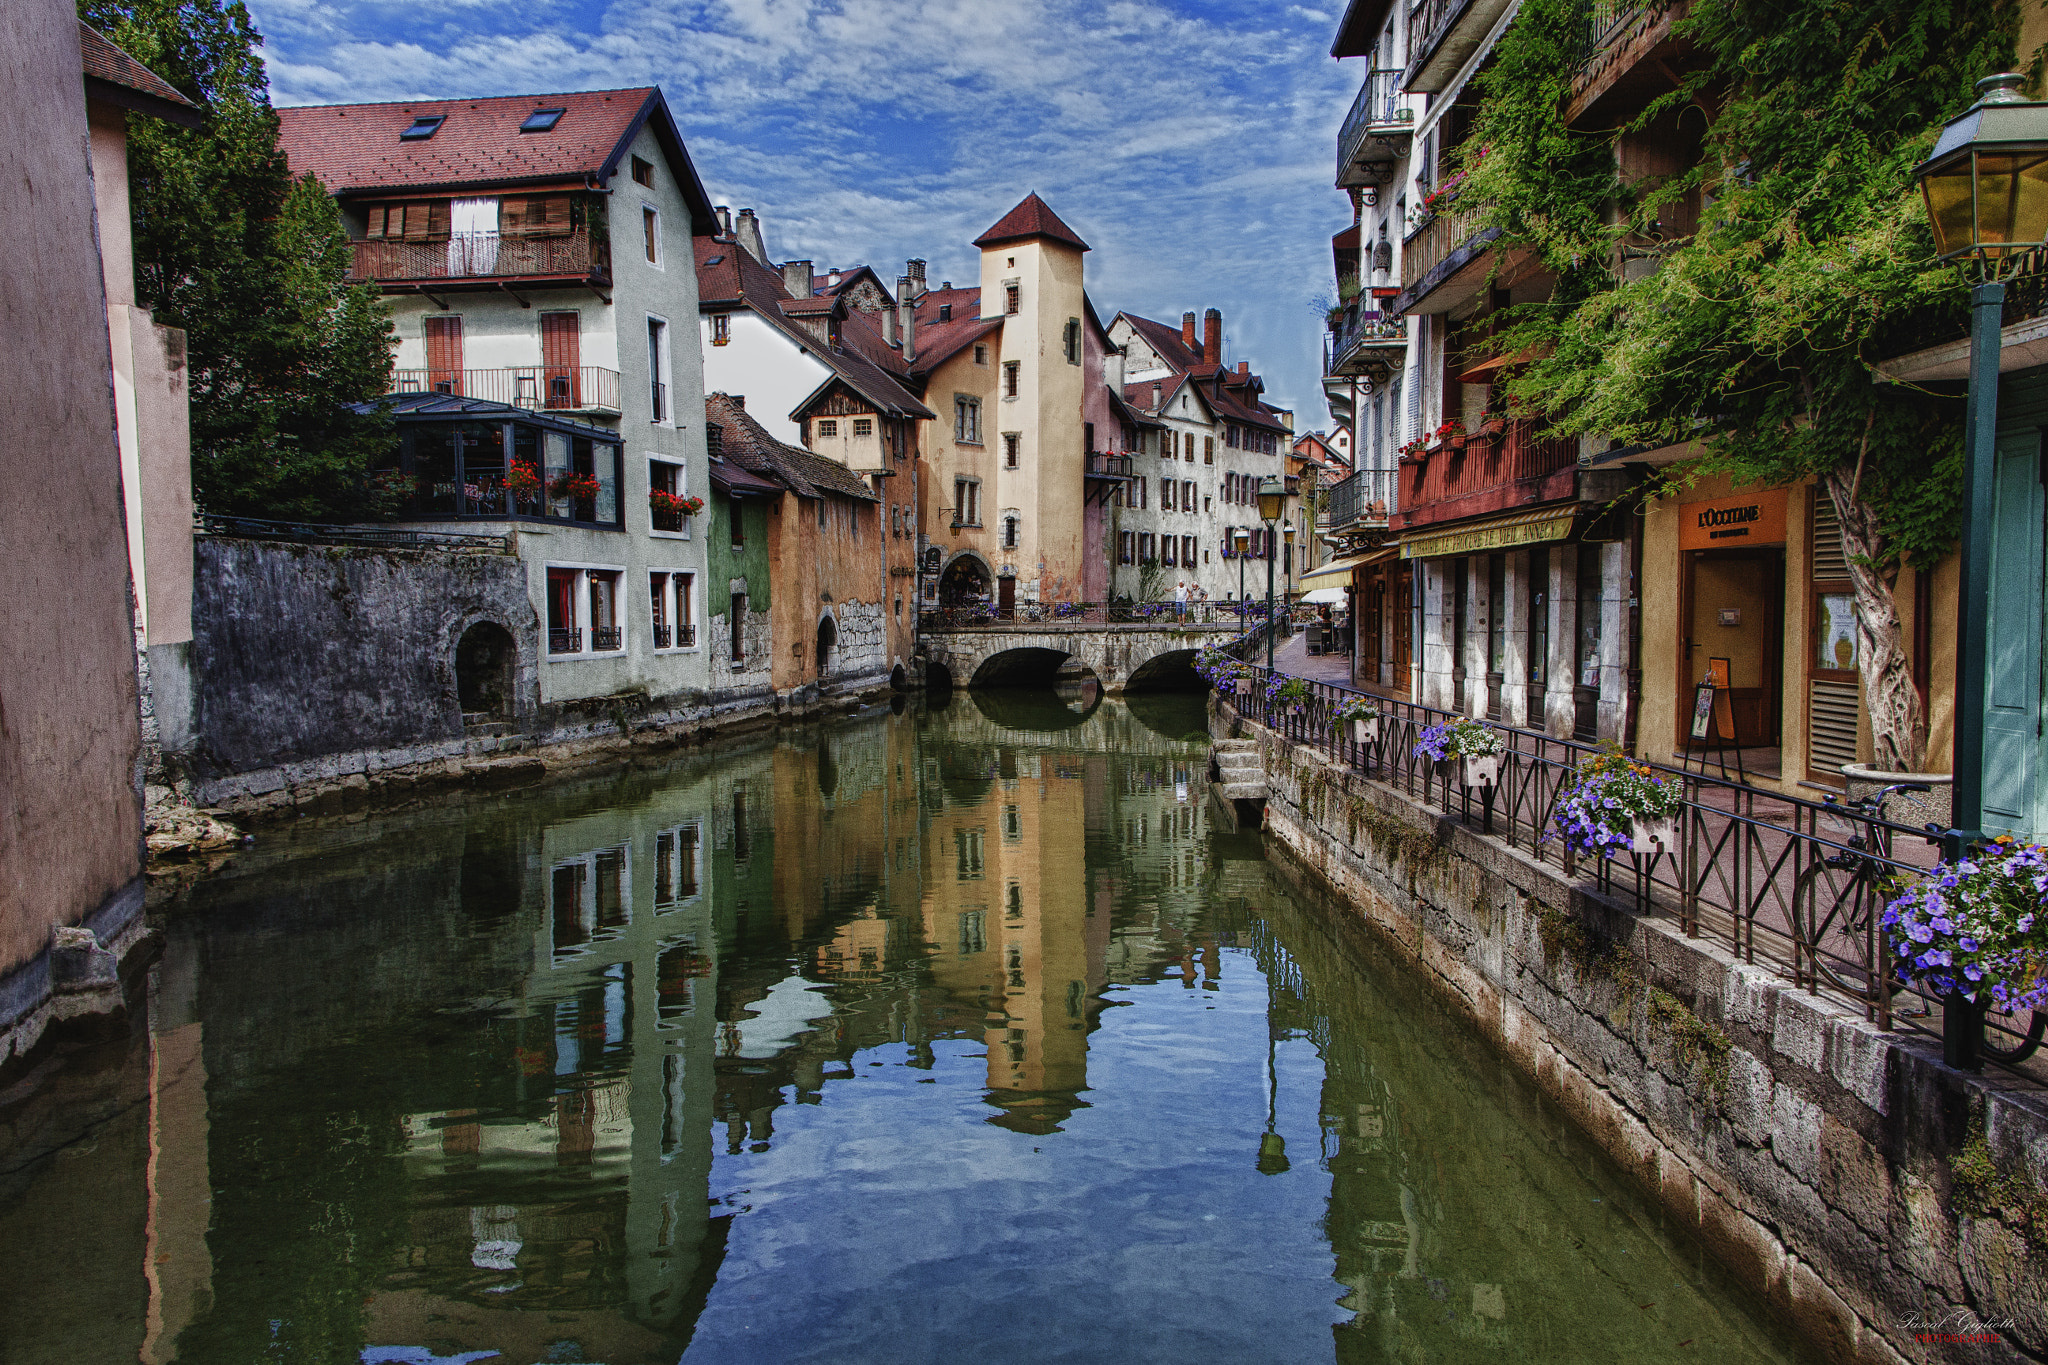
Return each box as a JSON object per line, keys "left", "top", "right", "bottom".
{"left": 393, "top": 366, "right": 620, "bottom": 413}
{"left": 1398, "top": 419, "right": 1579, "bottom": 527}
{"left": 348, "top": 228, "right": 608, "bottom": 285}
{"left": 1406, "top": 0, "right": 1469, "bottom": 76}
{"left": 1401, "top": 205, "right": 1490, "bottom": 292}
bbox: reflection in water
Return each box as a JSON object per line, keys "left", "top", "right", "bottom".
{"left": 0, "top": 695, "right": 1815, "bottom": 1365}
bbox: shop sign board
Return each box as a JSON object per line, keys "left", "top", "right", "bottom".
{"left": 1678, "top": 488, "right": 1788, "bottom": 551}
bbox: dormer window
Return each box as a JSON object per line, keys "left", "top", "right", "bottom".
{"left": 939, "top": 304, "right": 952, "bottom": 321}
{"left": 521, "top": 107, "right": 566, "bottom": 133}
{"left": 401, "top": 115, "right": 445, "bottom": 140}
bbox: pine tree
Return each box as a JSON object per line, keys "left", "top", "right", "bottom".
{"left": 80, "top": 0, "right": 396, "bottom": 520}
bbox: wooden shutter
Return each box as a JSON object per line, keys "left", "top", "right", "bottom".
{"left": 541, "top": 312, "right": 579, "bottom": 408}
{"left": 542, "top": 195, "right": 571, "bottom": 233}
{"left": 501, "top": 197, "right": 530, "bottom": 236}
{"left": 1983, "top": 429, "right": 2045, "bottom": 834}
{"left": 428, "top": 200, "right": 450, "bottom": 239}
{"left": 425, "top": 316, "right": 463, "bottom": 395}
{"left": 365, "top": 205, "right": 387, "bottom": 239}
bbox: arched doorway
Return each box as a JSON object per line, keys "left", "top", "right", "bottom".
{"left": 939, "top": 555, "right": 992, "bottom": 606}
{"left": 815, "top": 614, "right": 837, "bottom": 676}
{"left": 456, "top": 621, "right": 515, "bottom": 719}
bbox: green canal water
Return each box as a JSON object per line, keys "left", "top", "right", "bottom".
{"left": 0, "top": 692, "right": 1814, "bottom": 1364}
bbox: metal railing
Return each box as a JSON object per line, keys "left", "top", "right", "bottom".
{"left": 1326, "top": 308, "right": 1409, "bottom": 374}
{"left": 392, "top": 366, "right": 620, "bottom": 413}
{"left": 1217, "top": 668, "right": 2046, "bottom": 1075}
{"left": 549, "top": 628, "right": 582, "bottom": 655}
{"left": 1325, "top": 467, "right": 1398, "bottom": 528}
{"left": 1087, "top": 452, "right": 1134, "bottom": 479}
{"left": 920, "top": 598, "right": 1265, "bottom": 630}
{"left": 348, "top": 229, "right": 607, "bottom": 285}
{"left": 591, "top": 626, "right": 623, "bottom": 652}
{"left": 1338, "top": 69, "right": 1409, "bottom": 174}
{"left": 198, "top": 514, "right": 512, "bottom": 554}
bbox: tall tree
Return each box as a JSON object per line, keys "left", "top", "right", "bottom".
{"left": 1461, "top": 0, "right": 2023, "bottom": 772}
{"left": 80, "top": 0, "right": 396, "bottom": 521}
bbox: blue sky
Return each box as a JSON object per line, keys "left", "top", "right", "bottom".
{"left": 250, "top": 0, "right": 1361, "bottom": 430}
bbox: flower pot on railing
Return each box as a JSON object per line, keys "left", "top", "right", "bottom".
{"left": 1234, "top": 677, "right": 1252, "bottom": 695}
{"left": 1352, "top": 718, "right": 1380, "bottom": 744}
{"left": 1630, "top": 816, "right": 1676, "bottom": 855}
{"left": 1461, "top": 753, "right": 1498, "bottom": 788}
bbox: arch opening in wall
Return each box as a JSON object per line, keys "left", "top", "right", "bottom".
{"left": 969, "top": 647, "right": 1077, "bottom": 689}
{"left": 1122, "top": 648, "right": 1205, "bottom": 694}
{"left": 890, "top": 662, "right": 908, "bottom": 692}
{"left": 939, "top": 553, "right": 993, "bottom": 605}
{"left": 456, "top": 621, "right": 517, "bottom": 719}
{"left": 816, "top": 613, "right": 838, "bottom": 676}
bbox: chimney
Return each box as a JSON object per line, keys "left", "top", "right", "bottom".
{"left": 714, "top": 205, "right": 732, "bottom": 238}
{"left": 883, "top": 304, "right": 898, "bottom": 347}
{"left": 731, "top": 395, "right": 745, "bottom": 409}
{"left": 734, "top": 208, "right": 767, "bottom": 263}
{"left": 1238, "top": 360, "right": 1249, "bottom": 378}
{"left": 1203, "top": 308, "right": 1222, "bottom": 365}
{"left": 1151, "top": 381, "right": 1162, "bottom": 409}
{"left": 941, "top": 281, "right": 951, "bottom": 291}
{"left": 829, "top": 268, "right": 842, "bottom": 287}
{"left": 897, "top": 276, "right": 917, "bottom": 364}
{"left": 782, "top": 259, "right": 813, "bottom": 297}
{"left": 1181, "top": 311, "right": 1197, "bottom": 350}
{"left": 908, "top": 258, "right": 927, "bottom": 294}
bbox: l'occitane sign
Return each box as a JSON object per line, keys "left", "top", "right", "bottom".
{"left": 1678, "top": 488, "right": 1788, "bottom": 551}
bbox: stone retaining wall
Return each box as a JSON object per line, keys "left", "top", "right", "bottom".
{"left": 1216, "top": 698, "right": 2048, "bottom": 1365}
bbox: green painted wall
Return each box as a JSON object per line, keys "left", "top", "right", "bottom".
{"left": 710, "top": 496, "right": 773, "bottom": 616}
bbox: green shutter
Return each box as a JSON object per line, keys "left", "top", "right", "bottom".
{"left": 1982, "top": 427, "right": 2044, "bottom": 837}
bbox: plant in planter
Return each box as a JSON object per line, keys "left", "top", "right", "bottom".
{"left": 549, "top": 471, "right": 602, "bottom": 502}
{"left": 1551, "top": 749, "right": 1684, "bottom": 859}
{"left": 1269, "top": 676, "right": 1312, "bottom": 713}
{"left": 649, "top": 489, "right": 703, "bottom": 518}
{"left": 505, "top": 460, "right": 544, "bottom": 496}
{"left": 1882, "top": 839, "right": 2048, "bottom": 1012}
{"left": 1333, "top": 696, "right": 1382, "bottom": 743}
{"left": 1432, "top": 419, "right": 1468, "bottom": 450}
{"left": 1414, "top": 718, "right": 1504, "bottom": 786}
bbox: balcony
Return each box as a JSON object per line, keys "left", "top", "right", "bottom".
{"left": 1567, "top": 0, "right": 1688, "bottom": 125}
{"left": 347, "top": 228, "right": 610, "bottom": 290}
{"left": 1325, "top": 467, "right": 1397, "bottom": 529}
{"left": 393, "top": 366, "right": 621, "bottom": 416}
{"left": 1337, "top": 70, "right": 1412, "bottom": 189}
{"left": 1325, "top": 306, "right": 1409, "bottom": 378}
{"left": 1395, "top": 204, "right": 1499, "bottom": 314}
{"left": 1397, "top": 419, "right": 1581, "bottom": 531}
{"left": 591, "top": 626, "right": 623, "bottom": 652}
{"left": 1404, "top": 0, "right": 1517, "bottom": 94}
{"left": 549, "top": 627, "right": 582, "bottom": 655}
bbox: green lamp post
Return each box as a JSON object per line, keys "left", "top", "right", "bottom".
{"left": 1233, "top": 527, "right": 1251, "bottom": 621}
{"left": 1258, "top": 477, "right": 1286, "bottom": 671}
{"left": 1912, "top": 71, "right": 2048, "bottom": 1069}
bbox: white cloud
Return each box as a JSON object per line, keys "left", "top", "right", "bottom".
{"left": 249, "top": 0, "right": 1362, "bottom": 430}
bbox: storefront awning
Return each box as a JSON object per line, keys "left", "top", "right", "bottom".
{"left": 1399, "top": 506, "right": 1577, "bottom": 560}
{"left": 1299, "top": 546, "right": 1397, "bottom": 583}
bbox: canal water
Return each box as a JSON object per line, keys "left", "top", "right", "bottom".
{"left": 0, "top": 692, "right": 1814, "bottom": 1365}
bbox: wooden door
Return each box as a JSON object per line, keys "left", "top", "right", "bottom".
{"left": 1393, "top": 563, "right": 1413, "bottom": 695}
{"left": 541, "top": 312, "right": 579, "bottom": 409}
{"left": 425, "top": 316, "right": 463, "bottom": 395}
{"left": 997, "top": 575, "right": 1017, "bottom": 619}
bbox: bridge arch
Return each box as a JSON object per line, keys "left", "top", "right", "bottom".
{"left": 1123, "top": 648, "right": 1204, "bottom": 693}
{"left": 919, "top": 621, "right": 1240, "bottom": 696}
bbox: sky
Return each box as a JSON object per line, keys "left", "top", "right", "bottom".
{"left": 248, "top": 0, "right": 1362, "bottom": 431}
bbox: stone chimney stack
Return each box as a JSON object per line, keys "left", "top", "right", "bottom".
{"left": 1237, "top": 360, "right": 1249, "bottom": 378}
{"left": 1151, "top": 381, "right": 1163, "bottom": 409}
{"left": 714, "top": 205, "right": 732, "bottom": 238}
{"left": 897, "top": 276, "right": 917, "bottom": 364}
{"left": 908, "top": 258, "right": 927, "bottom": 295}
{"left": 883, "top": 303, "right": 898, "bottom": 347}
{"left": 734, "top": 209, "right": 767, "bottom": 263}
{"left": 1181, "top": 311, "right": 1197, "bottom": 350}
{"left": 782, "top": 259, "right": 814, "bottom": 297}
{"left": 1203, "top": 309, "right": 1222, "bottom": 365}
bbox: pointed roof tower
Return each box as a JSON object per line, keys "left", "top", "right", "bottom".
{"left": 973, "top": 192, "right": 1090, "bottom": 252}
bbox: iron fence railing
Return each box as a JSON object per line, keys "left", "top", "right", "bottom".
{"left": 920, "top": 598, "right": 1266, "bottom": 630}
{"left": 1338, "top": 69, "right": 1408, "bottom": 173}
{"left": 1325, "top": 467, "right": 1398, "bottom": 528}
{"left": 1217, "top": 667, "right": 2043, "bottom": 1077}
{"left": 1325, "top": 308, "right": 1408, "bottom": 374}
{"left": 391, "top": 366, "right": 621, "bottom": 413}
{"left": 198, "top": 514, "right": 512, "bottom": 554}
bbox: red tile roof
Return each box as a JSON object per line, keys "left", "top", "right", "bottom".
{"left": 973, "top": 193, "right": 1090, "bottom": 252}
{"left": 707, "top": 394, "right": 879, "bottom": 502}
{"left": 79, "top": 23, "right": 202, "bottom": 126}
{"left": 1117, "top": 312, "right": 1202, "bottom": 372}
{"left": 276, "top": 86, "right": 712, "bottom": 229}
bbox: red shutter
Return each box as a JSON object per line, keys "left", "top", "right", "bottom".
{"left": 541, "top": 312, "right": 580, "bottom": 409}
{"left": 425, "top": 316, "right": 463, "bottom": 396}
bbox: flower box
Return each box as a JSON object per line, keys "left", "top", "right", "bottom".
{"left": 1630, "top": 817, "right": 1676, "bottom": 854}
{"left": 1235, "top": 677, "right": 1252, "bottom": 695}
{"left": 1352, "top": 718, "right": 1379, "bottom": 744}
{"left": 1462, "top": 753, "right": 1498, "bottom": 788}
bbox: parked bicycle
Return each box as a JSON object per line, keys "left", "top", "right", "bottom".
{"left": 1791, "top": 783, "right": 1938, "bottom": 1016}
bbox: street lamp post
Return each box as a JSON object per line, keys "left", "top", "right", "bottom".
{"left": 1912, "top": 71, "right": 2048, "bottom": 1070}
{"left": 1233, "top": 527, "right": 1251, "bottom": 626}
{"left": 1258, "top": 478, "right": 1286, "bottom": 671}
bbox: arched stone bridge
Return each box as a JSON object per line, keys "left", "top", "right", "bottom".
{"left": 920, "top": 620, "right": 1242, "bottom": 692}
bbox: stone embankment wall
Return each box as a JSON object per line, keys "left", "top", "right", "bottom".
{"left": 1216, "top": 699, "right": 2048, "bottom": 1365}
{"left": 180, "top": 539, "right": 883, "bottom": 821}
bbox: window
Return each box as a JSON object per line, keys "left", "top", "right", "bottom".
{"left": 852, "top": 418, "right": 873, "bottom": 438}
{"left": 955, "top": 827, "right": 986, "bottom": 879}
{"left": 1064, "top": 318, "right": 1081, "bottom": 365}
{"left": 954, "top": 396, "right": 981, "bottom": 444}
{"left": 1165, "top": 431, "right": 1177, "bottom": 460}
{"left": 649, "top": 571, "right": 696, "bottom": 648}
{"left": 710, "top": 313, "right": 729, "bottom": 346}
{"left": 588, "top": 571, "right": 622, "bottom": 650}
{"left": 630, "top": 153, "right": 653, "bottom": 184}
{"left": 729, "top": 493, "right": 745, "bottom": 548}
{"left": 817, "top": 419, "right": 838, "bottom": 438}
{"left": 649, "top": 456, "right": 688, "bottom": 535}
{"left": 1183, "top": 480, "right": 1196, "bottom": 511}
{"left": 521, "top": 107, "right": 567, "bottom": 133}
{"left": 642, "top": 206, "right": 661, "bottom": 266}
{"left": 1119, "top": 530, "right": 1134, "bottom": 564}
{"left": 817, "top": 497, "right": 827, "bottom": 530}
{"left": 1004, "top": 433, "right": 1020, "bottom": 468}
{"left": 647, "top": 317, "right": 670, "bottom": 423}
{"left": 953, "top": 478, "right": 981, "bottom": 527}
{"left": 401, "top": 115, "right": 445, "bottom": 140}
{"left": 1003, "top": 361, "right": 1019, "bottom": 398}
{"left": 1137, "top": 477, "right": 1148, "bottom": 510}
{"left": 1182, "top": 535, "right": 1197, "bottom": 566}
{"left": 1002, "top": 515, "right": 1019, "bottom": 550}
{"left": 1004, "top": 284, "right": 1020, "bottom": 315}
{"left": 973, "top": 344, "right": 988, "bottom": 365}
{"left": 546, "top": 565, "right": 626, "bottom": 656}
{"left": 1163, "top": 537, "right": 1177, "bottom": 566}
{"left": 729, "top": 592, "right": 747, "bottom": 662}
{"left": 1528, "top": 546, "right": 1549, "bottom": 685}
{"left": 1204, "top": 436, "right": 1214, "bottom": 465}
{"left": 940, "top": 304, "right": 953, "bottom": 321}
{"left": 1139, "top": 533, "right": 1155, "bottom": 563}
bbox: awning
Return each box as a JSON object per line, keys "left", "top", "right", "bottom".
{"left": 1300, "top": 585, "right": 1348, "bottom": 605}
{"left": 1299, "top": 546, "right": 1397, "bottom": 583}
{"left": 1400, "top": 506, "right": 1577, "bottom": 560}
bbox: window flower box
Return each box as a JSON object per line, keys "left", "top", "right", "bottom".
{"left": 1550, "top": 749, "right": 1685, "bottom": 860}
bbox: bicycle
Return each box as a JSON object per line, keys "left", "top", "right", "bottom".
{"left": 1790, "top": 783, "right": 1939, "bottom": 1019}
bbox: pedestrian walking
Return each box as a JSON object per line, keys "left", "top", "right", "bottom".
{"left": 1174, "top": 579, "right": 1188, "bottom": 620}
